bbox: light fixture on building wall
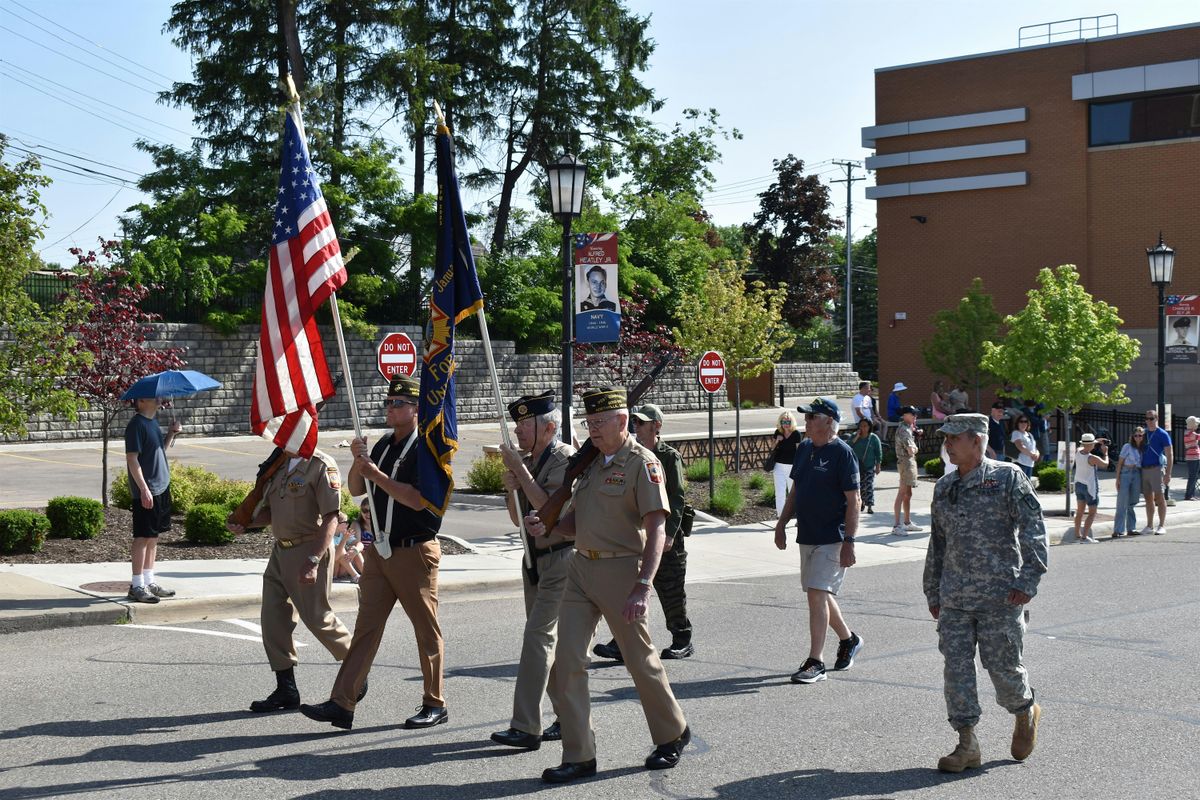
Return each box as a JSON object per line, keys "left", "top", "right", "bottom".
{"left": 889, "top": 311, "right": 908, "bottom": 329}
{"left": 910, "top": 215, "right": 927, "bottom": 224}
{"left": 1147, "top": 232, "right": 1176, "bottom": 424}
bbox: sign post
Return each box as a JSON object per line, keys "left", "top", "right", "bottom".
{"left": 377, "top": 332, "right": 417, "bottom": 380}
{"left": 698, "top": 350, "right": 726, "bottom": 505}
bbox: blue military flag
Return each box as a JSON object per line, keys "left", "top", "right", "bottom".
{"left": 417, "top": 120, "right": 484, "bottom": 516}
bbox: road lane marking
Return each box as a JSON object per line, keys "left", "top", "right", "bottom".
{"left": 120, "top": 623, "right": 306, "bottom": 645}
{"left": 223, "top": 619, "right": 263, "bottom": 634}
{"left": 178, "top": 441, "right": 265, "bottom": 457}
{"left": 0, "top": 451, "right": 101, "bottom": 468}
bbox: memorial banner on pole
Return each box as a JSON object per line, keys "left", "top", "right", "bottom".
{"left": 574, "top": 232, "right": 620, "bottom": 343}
{"left": 1166, "top": 295, "right": 1199, "bottom": 365}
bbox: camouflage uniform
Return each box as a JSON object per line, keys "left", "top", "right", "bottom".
{"left": 651, "top": 440, "right": 690, "bottom": 649}
{"left": 924, "top": 457, "right": 1048, "bottom": 731}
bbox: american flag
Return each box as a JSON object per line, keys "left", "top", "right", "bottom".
{"left": 250, "top": 107, "right": 346, "bottom": 457}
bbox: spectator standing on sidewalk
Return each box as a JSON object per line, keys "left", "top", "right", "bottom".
{"left": 1112, "top": 428, "right": 1144, "bottom": 538}
{"left": 1183, "top": 416, "right": 1200, "bottom": 501}
{"left": 852, "top": 418, "right": 882, "bottom": 514}
{"left": 851, "top": 382, "right": 876, "bottom": 424}
{"left": 770, "top": 411, "right": 802, "bottom": 518}
{"left": 925, "top": 413, "right": 1047, "bottom": 773}
{"left": 1072, "top": 434, "right": 1108, "bottom": 544}
{"left": 1140, "top": 409, "right": 1173, "bottom": 535}
{"left": 986, "top": 403, "right": 1007, "bottom": 461}
{"left": 773, "top": 398, "right": 863, "bottom": 685}
{"left": 887, "top": 382, "right": 907, "bottom": 422}
{"left": 892, "top": 406, "right": 923, "bottom": 536}
{"left": 1010, "top": 416, "right": 1039, "bottom": 477}
{"left": 124, "top": 397, "right": 181, "bottom": 604}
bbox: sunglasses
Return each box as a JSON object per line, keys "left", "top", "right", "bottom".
{"left": 1134, "top": 434, "right": 1144, "bottom": 437}
{"left": 384, "top": 399, "right": 417, "bottom": 409}
{"left": 780, "top": 421, "right": 794, "bottom": 426}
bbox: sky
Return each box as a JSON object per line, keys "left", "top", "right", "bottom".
{"left": 1, "top": 0, "right": 1197, "bottom": 266}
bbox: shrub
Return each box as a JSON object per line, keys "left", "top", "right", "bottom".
{"left": 746, "top": 473, "right": 767, "bottom": 491}
{"left": 923, "top": 457, "right": 945, "bottom": 478}
{"left": 185, "top": 503, "right": 236, "bottom": 545}
{"left": 1035, "top": 467, "right": 1066, "bottom": 493}
{"left": 1033, "top": 460, "right": 1059, "bottom": 477}
{"left": 685, "top": 458, "right": 726, "bottom": 482}
{"left": 195, "top": 479, "right": 255, "bottom": 509}
{"left": 340, "top": 488, "right": 360, "bottom": 520}
{"left": 46, "top": 496, "right": 105, "bottom": 540}
{"left": 466, "top": 452, "right": 506, "bottom": 493}
{"left": 761, "top": 482, "right": 776, "bottom": 507}
{"left": 0, "top": 510, "right": 51, "bottom": 554}
{"left": 711, "top": 477, "right": 745, "bottom": 516}
{"left": 110, "top": 472, "right": 132, "bottom": 510}
{"left": 169, "top": 463, "right": 222, "bottom": 515}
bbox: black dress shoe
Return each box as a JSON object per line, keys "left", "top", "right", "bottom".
{"left": 645, "top": 726, "right": 691, "bottom": 770}
{"left": 592, "top": 639, "right": 623, "bottom": 661}
{"left": 490, "top": 727, "right": 541, "bottom": 750}
{"left": 541, "top": 720, "right": 562, "bottom": 741}
{"left": 299, "top": 700, "right": 354, "bottom": 730}
{"left": 405, "top": 705, "right": 449, "bottom": 729}
{"left": 661, "top": 642, "right": 694, "bottom": 659}
{"left": 542, "top": 759, "right": 597, "bottom": 784}
{"left": 249, "top": 687, "right": 300, "bottom": 713}
{"left": 356, "top": 678, "right": 369, "bottom": 702}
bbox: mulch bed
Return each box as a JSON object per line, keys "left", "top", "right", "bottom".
{"left": 685, "top": 471, "right": 778, "bottom": 527}
{"left": 1, "top": 506, "right": 469, "bottom": 565}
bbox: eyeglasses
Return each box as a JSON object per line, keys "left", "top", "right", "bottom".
{"left": 384, "top": 399, "right": 417, "bottom": 409}
{"left": 581, "top": 415, "right": 620, "bottom": 430}
{"left": 1133, "top": 434, "right": 1144, "bottom": 438}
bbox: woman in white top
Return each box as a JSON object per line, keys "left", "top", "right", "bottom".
{"left": 1010, "top": 416, "right": 1039, "bottom": 477}
{"left": 1112, "top": 427, "right": 1144, "bottom": 537}
{"left": 1072, "top": 433, "right": 1109, "bottom": 543}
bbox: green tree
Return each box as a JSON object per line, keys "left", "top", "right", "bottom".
{"left": 0, "top": 137, "right": 88, "bottom": 435}
{"left": 921, "top": 277, "right": 1002, "bottom": 408}
{"left": 829, "top": 229, "right": 878, "bottom": 379}
{"left": 745, "top": 155, "right": 842, "bottom": 327}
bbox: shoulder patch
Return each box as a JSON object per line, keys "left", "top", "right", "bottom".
{"left": 326, "top": 466, "right": 342, "bottom": 491}
{"left": 645, "top": 460, "right": 664, "bottom": 485}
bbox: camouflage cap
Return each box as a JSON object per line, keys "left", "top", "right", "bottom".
{"left": 938, "top": 413, "right": 988, "bottom": 436}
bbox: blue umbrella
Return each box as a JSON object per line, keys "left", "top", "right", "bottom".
{"left": 121, "top": 370, "right": 222, "bottom": 401}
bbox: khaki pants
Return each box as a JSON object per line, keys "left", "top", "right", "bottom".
{"left": 261, "top": 543, "right": 352, "bottom": 671}
{"left": 510, "top": 547, "right": 572, "bottom": 735}
{"left": 331, "top": 539, "right": 444, "bottom": 710}
{"left": 554, "top": 553, "right": 687, "bottom": 762}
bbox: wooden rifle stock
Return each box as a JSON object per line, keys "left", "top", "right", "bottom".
{"left": 536, "top": 353, "right": 677, "bottom": 534}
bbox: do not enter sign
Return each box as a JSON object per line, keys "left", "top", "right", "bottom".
{"left": 377, "top": 332, "right": 417, "bottom": 380}
{"left": 697, "top": 350, "right": 725, "bottom": 394}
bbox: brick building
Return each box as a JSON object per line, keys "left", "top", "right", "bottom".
{"left": 864, "top": 21, "right": 1200, "bottom": 417}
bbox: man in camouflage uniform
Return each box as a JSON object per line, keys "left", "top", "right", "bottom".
{"left": 593, "top": 403, "right": 693, "bottom": 661}
{"left": 925, "top": 413, "right": 1049, "bottom": 773}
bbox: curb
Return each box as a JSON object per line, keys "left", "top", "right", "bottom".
{"left": 0, "top": 602, "right": 129, "bottom": 635}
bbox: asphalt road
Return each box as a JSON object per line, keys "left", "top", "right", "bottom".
{"left": 2, "top": 529, "right": 1197, "bottom": 799}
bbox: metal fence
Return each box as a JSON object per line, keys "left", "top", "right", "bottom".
{"left": 1072, "top": 407, "right": 1188, "bottom": 461}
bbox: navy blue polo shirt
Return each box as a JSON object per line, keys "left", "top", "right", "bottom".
{"left": 789, "top": 436, "right": 860, "bottom": 545}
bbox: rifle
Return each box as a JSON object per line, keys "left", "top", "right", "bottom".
{"left": 535, "top": 352, "right": 677, "bottom": 535}
{"left": 228, "top": 372, "right": 344, "bottom": 530}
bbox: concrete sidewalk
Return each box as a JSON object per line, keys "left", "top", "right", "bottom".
{"left": 4, "top": 459, "right": 1197, "bottom": 634}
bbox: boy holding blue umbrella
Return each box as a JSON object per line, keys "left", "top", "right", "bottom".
{"left": 125, "top": 397, "right": 182, "bottom": 603}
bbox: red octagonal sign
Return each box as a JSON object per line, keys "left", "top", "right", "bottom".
{"left": 697, "top": 350, "right": 725, "bottom": 394}
{"left": 377, "top": 332, "right": 417, "bottom": 380}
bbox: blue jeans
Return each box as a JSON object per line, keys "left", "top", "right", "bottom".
{"left": 1113, "top": 469, "right": 1140, "bottom": 534}
{"left": 1187, "top": 460, "right": 1199, "bottom": 500}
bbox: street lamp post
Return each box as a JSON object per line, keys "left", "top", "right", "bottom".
{"left": 546, "top": 153, "right": 586, "bottom": 442}
{"left": 1147, "top": 233, "right": 1176, "bottom": 424}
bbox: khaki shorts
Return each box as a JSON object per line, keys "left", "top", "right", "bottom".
{"left": 799, "top": 543, "right": 847, "bottom": 595}
{"left": 898, "top": 457, "right": 919, "bottom": 488}
{"left": 1141, "top": 466, "right": 1165, "bottom": 495}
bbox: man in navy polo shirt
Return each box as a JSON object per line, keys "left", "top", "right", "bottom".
{"left": 1139, "top": 409, "right": 1173, "bottom": 535}
{"left": 773, "top": 397, "right": 864, "bottom": 684}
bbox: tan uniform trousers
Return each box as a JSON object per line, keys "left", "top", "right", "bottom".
{"left": 510, "top": 546, "right": 572, "bottom": 735}
{"left": 331, "top": 539, "right": 444, "bottom": 710}
{"left": 261, "top": 543, "right": 352, "bottom": 671}
{"left": 554, "top": 553, "right": 687, "bottom": 762}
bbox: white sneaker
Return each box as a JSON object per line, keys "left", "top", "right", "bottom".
{"left": 904, "top": 522, "right": 923, "bottom": 532}
{"left": 891, "top": 524, "right": 908, "bottom": 536}
{"left": 1138, "top": 526, "right": 1155, "bottom": 536}
{"left": 1154, "top": 525, "right": 1166, "bottom": 535}
{"left": 1079, "top": 536, "right": 1097, "bottom": 544}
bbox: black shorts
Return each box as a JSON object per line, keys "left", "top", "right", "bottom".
{"left": 131, "top": 487, "right": 173, "bottom": 538}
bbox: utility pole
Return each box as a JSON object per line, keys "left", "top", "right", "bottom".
{"left": 832, "top": 161, "right": 864, "bottom": 366}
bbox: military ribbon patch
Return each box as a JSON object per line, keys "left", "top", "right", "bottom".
{"left": 645, "top": 461, "right": 663, "bottom": 485}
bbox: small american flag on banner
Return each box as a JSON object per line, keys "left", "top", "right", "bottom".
{"left": 250, "top": 106, "right": 347, "bottom": 457}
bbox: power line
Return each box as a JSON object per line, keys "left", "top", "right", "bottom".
{"left": 2, "top": 0, "right": 175, "bottom": 82}
{"left": 0, "top": 69, "right": 172, "bottom": 145}
{"left": 2, "top": 134, "right": 143, "bottom": 176}
{"left": 6, "top": 144, "right": 139, "bottom": 185}
{"left": 39, "top": 186, "right": 126, "bottom": 253}
{"left": 0, "top": 23, "right": 161, "bottom": 95}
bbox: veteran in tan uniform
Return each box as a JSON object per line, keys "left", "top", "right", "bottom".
{"left": 228, "top": 448, "right": 353, "bottom": 714}
{"left": 525, "top": 387, "right": 690, "bottom": 784}
{"left": 489, "top": 391, "right": 576, "bottom": 751}
{"left": 300, "top": 375, "right": 447, "bottom": 731}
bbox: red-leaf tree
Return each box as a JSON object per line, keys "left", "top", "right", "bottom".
{"left": 63, "top": 241, "right": 186, "bottom": 505}
{"left": 573, "top": 291, "right": 686, "bottom": 390}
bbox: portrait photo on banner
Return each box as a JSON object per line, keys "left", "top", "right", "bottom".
{"left": 577, "top": 263, "right": 620, "bottom": 315}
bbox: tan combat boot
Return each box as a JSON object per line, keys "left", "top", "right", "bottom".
{"left": 937, "top": 727, "right": 981, "bottom": 773}
{"left": 1011, "top": 702, "right": 1041, "bottom": 761}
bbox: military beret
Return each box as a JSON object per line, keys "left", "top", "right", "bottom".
{"left": 387, "top": 374, "right": 420, "bottom": 399}
{"left": 938, "top": 413, "right": 988, "bottom": 436}
{"left": 507, "top": 390, "right": 555, "bottom": 422}
{"left": 581, "top": 387, "right": 627, "bottom": 415}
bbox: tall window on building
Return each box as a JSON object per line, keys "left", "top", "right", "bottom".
{"left": 1090, "top": 90, "right": 1200, "bottom": 146}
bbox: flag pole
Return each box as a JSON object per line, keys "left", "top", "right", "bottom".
{"left": 433, "top": 100, "right": 533, "bottom": 571}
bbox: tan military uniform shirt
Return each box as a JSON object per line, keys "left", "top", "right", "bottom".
{"left": 521, "top": 440, "right": 576, "bottom": 550}
{"left": 573, "top": 436, "right": 669, "bottom": 555}
{"left": 263, "top": 449, "right": 343, "bottom": 541}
